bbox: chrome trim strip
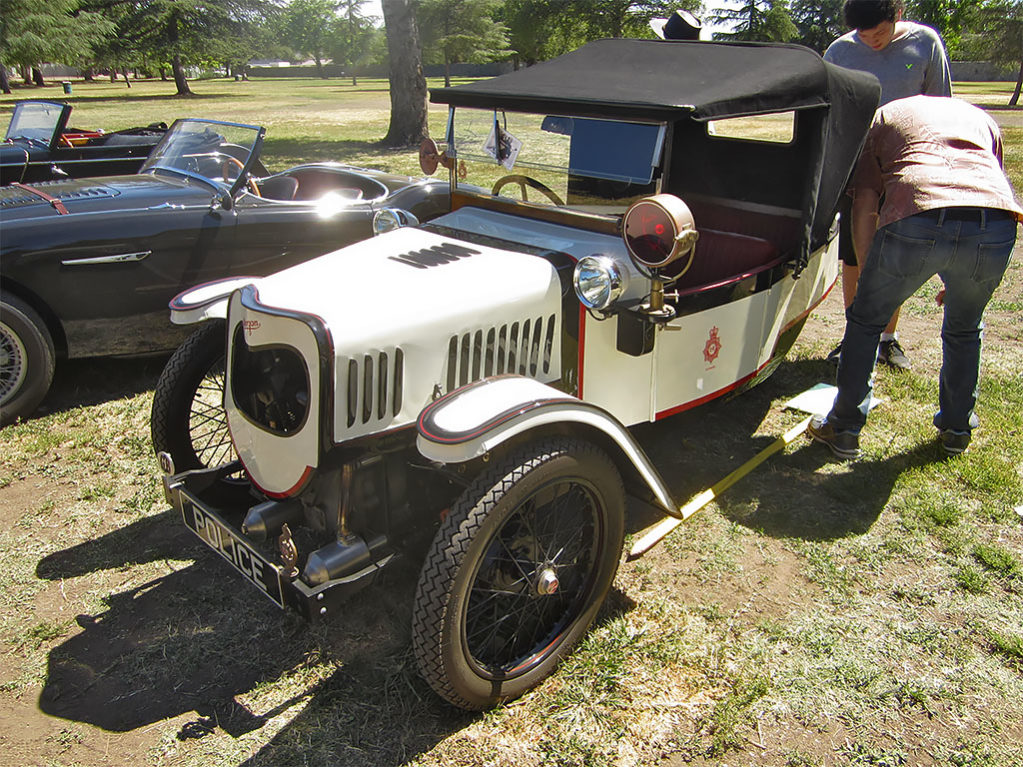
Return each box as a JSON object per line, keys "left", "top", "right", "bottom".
{"left": 61, "top": 250, "right": 152, "bottom": 265}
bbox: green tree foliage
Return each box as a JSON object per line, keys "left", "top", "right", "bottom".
{"left": 500, "top": 0, "right": 584, "bottom": 67}
{"left": 962, "top": 0, "right": 1023, "bottom": 105}
{"left": 282, "top": 0, "right": 339, "bottom": 77}
{"left": 710, "top": 0, "right": 798, "bottom": 42}
{"left": 330, "top": 0, "right": 375, "bottom": 84}
{"left": 0, "top": 0, "right": 114, "bottom": 88}
{"left": 112, "top": 0, "right": 280, "bottom": 95}
{"left": 906, "top": 0, "right": 982, "bottom": 55}
{"left": 577, "top": 0, "right": 702, "bottom": 39}
{"left": 418, "top": 0, "right": 513, "bottom": 86}
{"left": 790, "top": 0, "right": 845, "bottom": 52}
{"left": 501, "top": 0, "right": 702, "bottom": 68}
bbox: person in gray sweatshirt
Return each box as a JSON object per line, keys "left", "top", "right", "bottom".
{"left": 824, "top": 0, "right": 952, "bottom": 371}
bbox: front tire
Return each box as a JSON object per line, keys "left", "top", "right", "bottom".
{"left": 1, "top": 292, "right": 55, "bottom": 428}
{"left": 411, "top": 438, "right": 625, "bottom": 709}
{"left": 151, "top": 320, "right": 233, "bottom": 472}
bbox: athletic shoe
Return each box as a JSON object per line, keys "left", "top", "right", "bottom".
{"left": 878, "top": 339, "right": 910, "bottom": 370}
{"left": 938, "top": 429, "right": 971, "bottom": 456}
{"left": 807, "top": 416, "right": 861, "bottom": 460}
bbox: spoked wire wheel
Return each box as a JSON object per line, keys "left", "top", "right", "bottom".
{"left": 412, "top": 438, "right": 625, "bottom": 709}
{"left": 0, "top": 292, "right": 55, "bottom": 428}
{"left": 186, "top": 354, "right": 234, "bottom": 467}
{"left": 0, "top": 318, "right": 28, "bottom": 408}
{"left": 151, "top": 321, "right": 236, "bottom": 472}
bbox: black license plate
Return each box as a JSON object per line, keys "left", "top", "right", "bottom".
{"left": 181, "top": 494, "right": 285, "bottom": 608}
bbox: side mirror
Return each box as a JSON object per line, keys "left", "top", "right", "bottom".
{"left": 211, "top": 190, "right": 233, "bottom": 212}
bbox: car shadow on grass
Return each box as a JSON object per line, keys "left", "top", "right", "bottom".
{"left": 624, "top": 356, "right": 817, "bottom": 535}
{"left": 721, "top": 441, "right": 939, "bottom": 541}
{"left": 36, "top": 544, "right": 479, "bottom": 761}
{"left": 29, "top": 354, "right": 168, "bottom": 422}
{"left": 626, "top": 357, "right": 944, "bottom": 541}
{"left": 34, "top": 503, "right": 637, "bottom": 764}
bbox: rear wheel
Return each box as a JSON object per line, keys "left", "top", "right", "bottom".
{"left": 411, "top": 438, "right": 625, "bottom": 709}
{"left": 1, "top": 292, "right": 55, "bottom": 428}
{"left": 151, "top": 321, "right": 234, "bottom": 472}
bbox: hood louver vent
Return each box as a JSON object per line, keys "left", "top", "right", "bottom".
{"left": 447, "top": 314, "right": 557, "bottom": 392}
{"left": 344, "top": 348, "right": 405, "bottom": 428}
{"left": 0, "top": 184, "right": 115, "bottom": 209}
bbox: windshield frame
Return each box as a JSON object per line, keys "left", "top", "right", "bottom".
{"left": 444, "top": 106, "right": 667, "bottom": 220}
{"left": 5, "top": 100, "right": 70, "bottom": 149}
{"left": 141, "top": 118, "right": 266, "bottom": 197}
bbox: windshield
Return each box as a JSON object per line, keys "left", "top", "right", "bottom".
{"left": 448, "top": 108, "right": 665, "bottom": 215}
{"left": 6, "top": 102, "right": 63, "bottom": 144}
{"left": 141, "top": 118, "right": 261, "bottom": 186}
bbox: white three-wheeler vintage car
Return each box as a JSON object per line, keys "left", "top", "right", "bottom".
{"left": 158, "top": 39, "right": 880, "bottom": 709}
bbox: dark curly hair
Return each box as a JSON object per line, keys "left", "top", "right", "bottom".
{"left": 844, "top": 0, "right": 903, "bottom": 30}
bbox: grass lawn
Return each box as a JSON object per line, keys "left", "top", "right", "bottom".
{"left": 0, "top": 76, "right": 1021, "bottom": 767}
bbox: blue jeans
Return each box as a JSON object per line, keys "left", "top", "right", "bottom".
{"left": 828, "top": 208, "right": 1016, "bottom": 435}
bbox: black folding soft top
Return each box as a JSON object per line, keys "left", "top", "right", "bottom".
{"left": 432, "top": 39, "right": 881, "bottom": 273}
{"left": 432, "top": 38, "right": 876, "bottom": 121}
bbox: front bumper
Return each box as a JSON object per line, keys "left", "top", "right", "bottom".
{"left": 162, "top": 461, "right": 392, "bottom": 621}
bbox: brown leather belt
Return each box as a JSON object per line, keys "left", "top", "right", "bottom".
{"left": 11, "top": 182, "right": 70, "bottom": 214}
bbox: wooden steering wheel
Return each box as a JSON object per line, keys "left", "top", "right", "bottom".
{"left": 220, "top": 154, "right": 261, "bottom": 197}
{"left": 492, "top": 174, "right": 564, "bottom": 206}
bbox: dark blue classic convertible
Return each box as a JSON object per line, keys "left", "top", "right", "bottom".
{"left": 0, "top": 117, "right": 449, "bottom": 426}
{"left": 1, "top": 100, "right": 167, "bottom": 185}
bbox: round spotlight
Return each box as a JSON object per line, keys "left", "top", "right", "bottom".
{"left": 622, "top": 194, "right": 699, "bottom": 269}
{"left": 574, "top": 255, "right": 626, "bottom": 311}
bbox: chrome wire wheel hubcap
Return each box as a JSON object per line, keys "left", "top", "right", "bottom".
{"left": 0, "top": 320, "right": 27, "bottom": 407}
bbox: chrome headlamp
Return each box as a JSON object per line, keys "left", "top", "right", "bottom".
{"left": 573, "top": 255, "right": 626, "bottom": 311}
{"left": 372, "top": 208, "right": 420, "bottom": 235}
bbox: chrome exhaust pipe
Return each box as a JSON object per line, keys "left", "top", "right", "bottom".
{"left": 241, "top": 498, "right": 303, "bottom": 540}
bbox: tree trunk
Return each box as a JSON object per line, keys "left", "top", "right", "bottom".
{"left": 172, "top": 55, "right": 193, "bottom": 96}
{"left": 315, "top": 57, "right": 326, "bottom": 78}
{"left": 444, "top": 57, "right": 451, "bottom": 88}
{"left": 1011, "top": 57, "right": 1022, "bottom": 107}
{"left": 21, "top": 65, "right": 31, "bottom": 84}
{"left": 381, "top": 0, "right": 429, "bottom": 147}
{"left": 83, "top": 68, "right": 94, "bottom": 82}
{"left": 161, "top": 67, "right": 168, "bottom": 81}
{"left": 123, "top": 69, "right": 132, "bottom": 88}
{"left": 32, "top": 67, "right": 45, "bottom": 86}
{"left": 0, "top": 66, "right": 10, "bottom": 94}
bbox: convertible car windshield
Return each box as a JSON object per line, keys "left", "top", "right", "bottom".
{"left": 141, "top": 118, "right": 262, "bottom": 184}
{"left": 449, "top": 108, "right": 665, "bottom": 213}
{"left": 5, "top": 101, "right": 63, "bottom": 145}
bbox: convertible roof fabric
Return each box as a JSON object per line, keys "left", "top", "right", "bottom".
{"left": 432, "top": 39, "right": 881, "bottom": 274}
{"left": 431, "top": 38, "right": 878, "bottom": 122}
